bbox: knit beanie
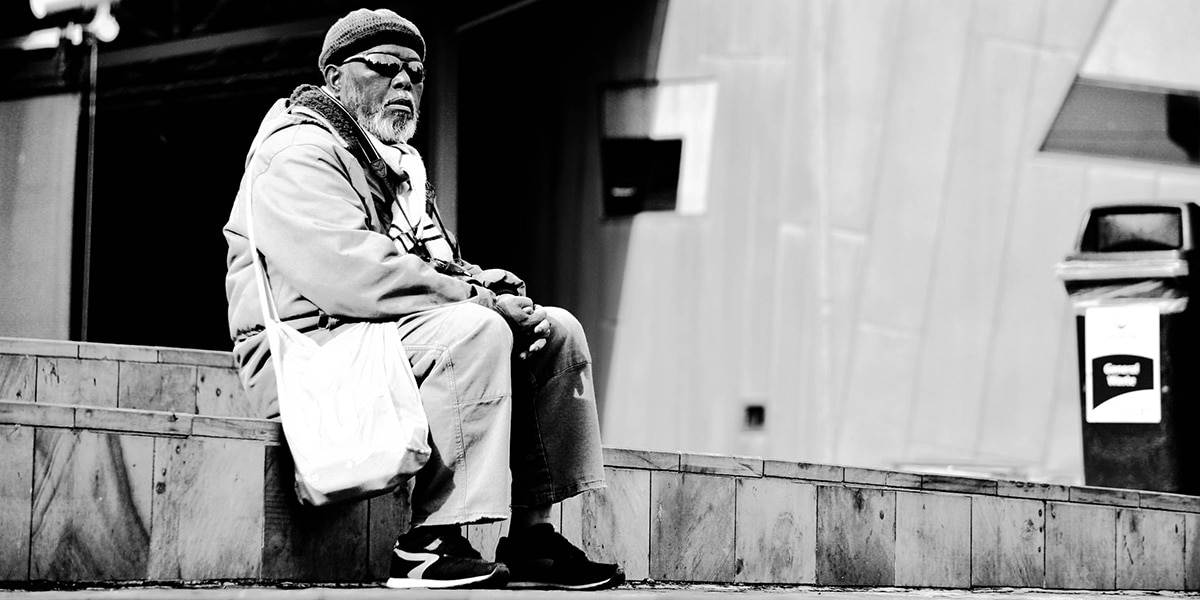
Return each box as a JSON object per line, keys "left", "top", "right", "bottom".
{"left": 318, "top": 8, "right": 425, "bottom": 71}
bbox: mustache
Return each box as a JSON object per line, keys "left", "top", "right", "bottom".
{"left": 386, "top": 96, "right": 415, "bottom": 110}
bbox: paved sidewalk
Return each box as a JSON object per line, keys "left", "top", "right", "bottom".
{"left": 1, "top": 584, "right": 1196, "bottom": 600}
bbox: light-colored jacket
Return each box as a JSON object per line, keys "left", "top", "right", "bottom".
{"left": 223, "top": 97, "right": 497, "bottom": 416}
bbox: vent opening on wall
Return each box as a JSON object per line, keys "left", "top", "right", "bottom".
{"left": 1042, "top": 79, "right": 1200, "bottom": 167}
{"left": 600, "top": 137, "right": 682, "bottom": 217}
{"left": 743, "top": 404, "right": 765, "bottom": 430}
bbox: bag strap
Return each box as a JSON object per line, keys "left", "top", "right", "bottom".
{"left": 244, "top": 89, "right": 367, "bottom": 329}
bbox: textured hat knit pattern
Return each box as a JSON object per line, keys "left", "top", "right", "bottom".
{"left": 318, "top": 8, "right": 425, "bottom": 71}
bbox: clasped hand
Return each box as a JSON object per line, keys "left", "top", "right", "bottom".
{"left": 496, "top": 294, "right": 551, "bottom": 360}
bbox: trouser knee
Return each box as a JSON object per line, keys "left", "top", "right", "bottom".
{"left": 540, "top": 306, "right": 589, "bottom": 358}
{"left": 450, "top": 303, "right": 514, "bottom": 358}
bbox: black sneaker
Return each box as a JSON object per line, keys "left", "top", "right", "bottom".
{"left": 385, "top": 526, "right": 510, "bottom": 589}
{"left": 495, "top": 523, "right": 625, "bottom": 590}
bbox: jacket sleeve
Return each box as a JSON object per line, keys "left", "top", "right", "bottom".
{"left": 249, "top": 137, "right": 495, "bottom": 319}
{"left": 467, "top": 268, "right": 527, "bottom": 296}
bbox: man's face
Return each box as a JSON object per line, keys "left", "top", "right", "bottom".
{"left": 332, "top": 43, "right": 424, "bottom": 144}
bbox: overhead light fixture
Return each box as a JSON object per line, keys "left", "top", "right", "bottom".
{"left": 29, "top": 0, "right": 111, "bottom": 18}
{"left": 84, "top": 2, "right": 118, "bottom": 42}
{"left": 23, "top": 0, "right": 120, "bottom": 45}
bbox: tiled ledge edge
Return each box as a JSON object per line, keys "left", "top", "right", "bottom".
{"left": 0, "top": 337, "right": 235, "bottom": 368}
{"left": 604, "top": 445, "right": 1200, "bottom": 513}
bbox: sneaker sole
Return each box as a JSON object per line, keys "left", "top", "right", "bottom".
{"left": 506, "top": 573, "right": 625, "bottom": 591}
{"left": 385, "top": 566, "right": 509, "bottom": 589}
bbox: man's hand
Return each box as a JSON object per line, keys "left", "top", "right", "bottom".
{"left": 496, "top": 294, "right": 551, "bottom": 359}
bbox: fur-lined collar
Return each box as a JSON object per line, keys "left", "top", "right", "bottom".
{"left": 287, "top": 83, "right": 418, "bottom": 190}
{"left": 288, "top": 84, "right": 367, "bottom": 156}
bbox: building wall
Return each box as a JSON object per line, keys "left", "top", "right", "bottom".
{"left": 511, "top": 0, "right": 1200, "bottom": 484}
{"left": 0, "top": 94, "right": 78, "bottom": 340}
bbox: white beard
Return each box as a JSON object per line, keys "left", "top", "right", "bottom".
{"left": 343, "top": 84, "right": 419, "bottom": 144}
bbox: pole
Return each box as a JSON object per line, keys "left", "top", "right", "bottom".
{"left": 70, "top": 31, "right": 97, "bottom": 340}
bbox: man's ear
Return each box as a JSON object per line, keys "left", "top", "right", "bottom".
{"left": 322, "top": 64, "right": 342, "bottom": 93}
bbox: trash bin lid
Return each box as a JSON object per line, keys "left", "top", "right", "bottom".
{"left": 1074, "top": 201, "right": 1197, "bottom": 254}
{"left": 1057, "top": 201, "right": 1198, "bottom": 282}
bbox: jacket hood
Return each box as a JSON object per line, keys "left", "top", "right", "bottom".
{"left": 243, "top": 84, "right": 365, "bottom": 169}
{"left": 243, "top": 97, "right": 292, "bottom": 168}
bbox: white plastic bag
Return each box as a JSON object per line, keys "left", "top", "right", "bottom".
{"left": 265, "top": 318, "right": 430, "bottom": 505}
{"left": 244, "top": 174, "right": 430, "bottom": 506}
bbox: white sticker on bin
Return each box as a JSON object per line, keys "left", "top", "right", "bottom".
{"left": 1084, "top": 305, "right": 1161, "bottom": 424}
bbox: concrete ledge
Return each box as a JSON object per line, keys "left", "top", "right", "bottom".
{"left": 0, "top": 337, "right": 236, "bottom": 368}
{"left": 1141, "top": 491, "right": 1200, "bottom": 513}
{"left": 0, "top": 401, "right": 74, "bottom": 428}
{"left": 2, "top": 396, "right": 1199, "bottom": 589}
{"left": 996, "top": 479, "right": 1070, "bottom": 501}
{"left": 0, "top": 338, "right": 79, "bottom": 358}
{"left": 681, "top": 451, "right": 763, "bottom": 477}
{"left": 78, "top": 342, "right": 158, "bottom": 363}
{"left": 844, "top": 466, "right": 922, "bottom": 489}
{"left": 2, "top": 338, "right": 251, "bottom": 418}
{"left": 3, "top": 339, "right": 1200, "bottom": 590}
{"left": 921, "top": 473, "right": 998, "bottom": 495}
{"left": 764, "top": 460, "right": 843, "bottom": 482}
{"left": 1070, "top": 485, "right": 1142, "bottom": 508}
{"left": 0, "top": 401, "right": 282, "bottom": 443}
{"left": 192, "top": 415, "right": 281, "bottom": 443}
{"left": 602, "top": 446, "right": 680, "bottom": 470}
{"left": 5, "top": 399, "right": 1197, "bottom": 514}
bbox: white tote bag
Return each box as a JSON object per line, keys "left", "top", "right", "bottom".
{"left": 244, "top": 181, "right": 431, "bottom": 507}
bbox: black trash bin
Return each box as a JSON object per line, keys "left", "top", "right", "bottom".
{"left": 1057, "top": 201, "right": 1200, "bottom": 494}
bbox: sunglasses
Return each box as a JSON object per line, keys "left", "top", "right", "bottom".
{"left": 342, "top": 54, "right": 426, "bottom": 84}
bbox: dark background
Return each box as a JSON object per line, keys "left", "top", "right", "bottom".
{"left": 0, "top": 0, "right": 570, "bottom": 351}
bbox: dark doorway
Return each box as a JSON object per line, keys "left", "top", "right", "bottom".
{"left": 86, "top": 73, "right": 438, "bottom": 350}
{"left": 456, "top": 1, "right": 590, "bottom": 304}
{"left": 86, "top": 91, "right": 285, "bottom": 350}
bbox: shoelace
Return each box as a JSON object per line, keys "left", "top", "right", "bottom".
{"left": 433, "top": 532, "right": 483, "bottom": 560}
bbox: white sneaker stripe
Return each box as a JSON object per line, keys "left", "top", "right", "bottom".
{"left": 395, "top": 548, "right": 440, "bottom": 579}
